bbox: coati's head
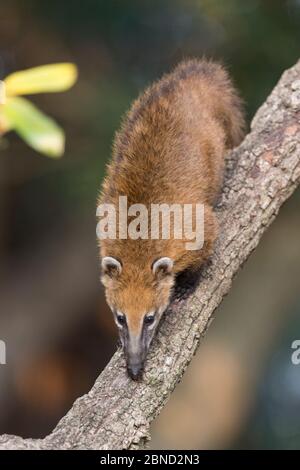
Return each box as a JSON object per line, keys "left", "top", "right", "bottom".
{"left": 101, "top": 256, "right": 175, "bottom": 380}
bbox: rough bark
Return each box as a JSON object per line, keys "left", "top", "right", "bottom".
{"left": 0, "top": 60, "right": 300, "bottom": 450}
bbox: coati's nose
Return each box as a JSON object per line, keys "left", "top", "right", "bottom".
{"left": 127, "top": 363, "right": 143, "bottom": 381}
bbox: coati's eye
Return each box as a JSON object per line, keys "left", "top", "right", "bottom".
{"left": 144, "top": 314, "right": 155, "bottom": 326}
{"left": 116, "top": 313, "right": 126, "bottom": 327}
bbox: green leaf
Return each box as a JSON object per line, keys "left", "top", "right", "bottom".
{"left": 0, "top": 112, "right": 12, "bottom": 134}
{"left": 2, "top": 97, "right": 65, "bottom": 157}
{"left": 4, "top": 63, "right": 78, "bottom": 97}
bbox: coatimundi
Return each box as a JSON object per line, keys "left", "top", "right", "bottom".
{"left": 98, "top": 59, "right": 245, "bottom": 380}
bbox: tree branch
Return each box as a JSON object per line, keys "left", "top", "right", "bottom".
{"left": 1, "top": 60, "right": 300, "bottom": 450}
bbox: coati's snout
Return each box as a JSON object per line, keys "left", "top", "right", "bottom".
{"left": 120, "top": 312, "right": 156, "bottom": 381}
{"left": 101, "top": 256, "right": 175, "bottom": 380}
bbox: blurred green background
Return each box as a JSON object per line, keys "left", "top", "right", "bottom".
{"left": 0, "top": 0, "right": 300, "bottom": 449}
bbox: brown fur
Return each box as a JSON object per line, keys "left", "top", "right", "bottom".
{"left": 99, "top": 58, "right": 245, "bottom": 333}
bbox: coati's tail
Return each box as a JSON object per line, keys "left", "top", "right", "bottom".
{"left": 173, "top": 58, "right": 246, "bottom": 149}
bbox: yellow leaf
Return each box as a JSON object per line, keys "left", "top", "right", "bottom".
{"left": 4, "top": 63, "right": 78, "bottom": 97}
{"left": 0, "top": 81, "right": 6, "bottom": 104}
{"left": 3, "top": 97, "right": 65, "bottom": 157}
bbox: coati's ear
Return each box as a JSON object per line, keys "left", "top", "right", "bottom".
{"left": 101, "top": 257, "right": 122, "bottom": 278}
{"left": 152, "top": 257, "right": 174, "bottom": 278}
